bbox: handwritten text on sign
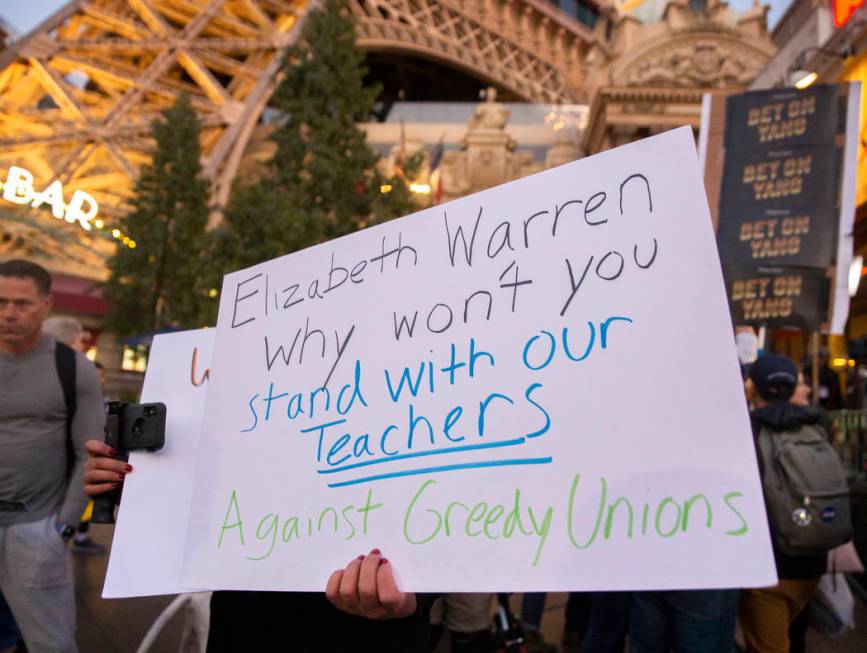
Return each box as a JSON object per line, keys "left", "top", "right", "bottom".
{"left": 181, "top": 128, "right": 775, "bottom": 592}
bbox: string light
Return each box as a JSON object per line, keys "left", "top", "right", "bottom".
{"left": 103, "top": 225, "right": 136, "bottom": 248}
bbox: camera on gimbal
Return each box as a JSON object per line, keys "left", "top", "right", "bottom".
{"left": 91, "top": 401, "right": 166, "bottom": 524}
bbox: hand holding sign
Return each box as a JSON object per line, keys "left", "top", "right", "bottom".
{"left": 326, "top": 549, "right": 417, "bottom": 619}
{"left": 83, "top": 439, "right": 129, "bottom": 497}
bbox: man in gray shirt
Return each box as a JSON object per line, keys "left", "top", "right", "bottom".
{"left": 0, "top": 259, "right": 105, "bottom": 652}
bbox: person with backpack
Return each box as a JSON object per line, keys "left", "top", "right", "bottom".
{"left": 0, "top": 259, "right": 105, "bottom": 652}
{"left": 739, "top": 354, "right": 852, "bottom": 653}
{"left": 42, "top": 316, "right": 107, "bottom": 556}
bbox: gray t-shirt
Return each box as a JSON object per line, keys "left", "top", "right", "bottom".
{"left": 0, "top": 335, "right": 105, "bottom": 526}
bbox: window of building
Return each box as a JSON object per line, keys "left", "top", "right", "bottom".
{"left": 549, "top": 0, "right": 599, "bottom": 30}
{"left": 121, "top": 344, "right": 149, "bottom": 373}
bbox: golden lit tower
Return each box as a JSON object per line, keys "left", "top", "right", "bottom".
{"left": 0, "top": 0, "right": 307, "bottom": 279}
{"left": 0, "top": 0, "right": 602, "bottom": 280}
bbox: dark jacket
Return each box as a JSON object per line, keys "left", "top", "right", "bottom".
{"left": 750, "top": 403, "right": 827, "bottom": 580}
{"left": 206, "top": 590, "right": 435, "bottom": 653}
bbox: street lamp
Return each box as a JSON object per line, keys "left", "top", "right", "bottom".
{"left": 849, "top": 256, "right": 864, "bottom": 297}
{"left": 787, "top": 44, "right": 855, "bottom": 88}
{"left": 790, "top": 70, "right": 818, "bottom": 89}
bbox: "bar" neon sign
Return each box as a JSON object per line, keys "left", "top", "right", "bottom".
{"left": 1, "top": 166, "right": 99, "bottom": 231}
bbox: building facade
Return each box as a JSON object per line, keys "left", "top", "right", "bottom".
{"left": 745, "top": 0, "right": 866, "bottom": 370}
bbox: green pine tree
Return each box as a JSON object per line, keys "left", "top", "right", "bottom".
{"left": 104, "top": 94, "right": 216, "bottom": 335}
{"left": 216, "top": 0, "right": 419, "bottom": 272}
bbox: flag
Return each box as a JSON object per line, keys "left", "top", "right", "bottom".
{"left": 429, "top": 134, "right": 445, "bottom": 172}
{"left": 429, "top": 133, "right": 445, "bottom": 204}
{"left": 431, "top": 168, "right": 442, "bottom": 205}
{"left": 395, "top": 119, "right": 406, "bottom": 178}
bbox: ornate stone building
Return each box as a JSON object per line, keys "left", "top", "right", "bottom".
{"left": 432, "top": 88, "right": 580, "bottom": 203}
{"left": 582, "top": 0, "right": 775, "bottom": 153}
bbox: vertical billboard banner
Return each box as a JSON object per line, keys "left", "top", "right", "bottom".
{"left": 718, "top": 145, "right": 841, "bottom": 213}
{"left": 723, "top": 85, "right": 843, "bottom": 149}
{"left": 724, "top": 266, "right": 830, "bottom": 330}
{"left": 179, "top": 128, "right": 776, "bottom": 593}
{"left": 716, "top": 205, "right": 839, "bottom": 269}
{"left": 715, "top": 85, "right": 850, "bottom": 330}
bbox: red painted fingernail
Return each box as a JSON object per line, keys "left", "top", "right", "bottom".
{"left": 124, "top": 464, "right": 133, "bottom": 472}
{"left": 117, "top": 473, "right": 125, "bottom": 481}
{"left": 357, "top": 555, "right": 365, "bottom": 560}
{"left": 108, "top": 448, "right": 117, "bottom": 456}
{"left": 370, "top": 548, "right": 381, "bottom": 555}
{"left": 379, "top": 558, "right": 388, "bottom": 566}
{"left": 110, "top": 482, "right": 119, "bottom": 488}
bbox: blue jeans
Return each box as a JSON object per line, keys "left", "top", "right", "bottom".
{"left": 629, "top": 590, "right": 739, "bottom": 653}
{"left": 580, "top": 592, "right": 630, "bottom": 653}
{"left": 521, "top": 593, "right": 547, "bottom": 632}
{"left": 0, "top": 589, "right": 21, "bottom": 649}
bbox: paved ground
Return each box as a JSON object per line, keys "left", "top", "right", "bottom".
{"left": 73, "top": 524, "right": 182, "bottom": 652}
{"left": 74, "top": 526, "right": 867, "bottom": 652}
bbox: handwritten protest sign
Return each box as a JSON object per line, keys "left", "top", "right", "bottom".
{"left": 181, "top": 127, "right": 776, "bottom": 592}
{"left": 103, "top": 329, "right": 213, "bottom": 597}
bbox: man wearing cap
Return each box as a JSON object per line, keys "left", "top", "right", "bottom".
{"left": 739, "top": 354, "right": 828, "bottom": 653}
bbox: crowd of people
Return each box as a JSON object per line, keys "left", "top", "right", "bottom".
{"left": 0, "top": 257, "right": 860, "bottom": 652}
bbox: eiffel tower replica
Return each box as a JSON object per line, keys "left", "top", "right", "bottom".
{"left": 0, "top": 0, "right": 599, "bottom": 282}
{"left": 0, "top": 0, "right": 309, "bottom": 280}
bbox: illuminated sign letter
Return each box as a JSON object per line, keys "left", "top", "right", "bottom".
{"left": 30, "top": 179, "right": 66, "bottom": 219}
{"left": 65, "top": 190, "right": 98, "bottom": 231}
{"left": 2, "top": 166, "right": 100, "bottom": 233}
{"left": 3, "top": 166, "right": 35, "bottom": 205}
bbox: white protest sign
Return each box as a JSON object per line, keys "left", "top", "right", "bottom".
{"left": 182, "top": 127, "right": 776, "bottom": 592}
{"left": 103, "top": 329, "right": 213, "bottom": 598}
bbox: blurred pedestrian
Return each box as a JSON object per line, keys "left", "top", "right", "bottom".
{"left": 803, "top": 348, "right": 843, "bottom": 410}
{"left": 42, "top": 317, "right": 87, "bottom": 355}
{"left": 433, "top": 594, "right": 495, "bottom": 653}
{"left": 576, "top": 591, "right": 630, "bottom": 653}
{"left": 0, "top": 259, "right": 104, "bottom": 652}
{"left": 42, "top": 316, "right": 105, "bottom": 556}
{"left": 0, "top": 589, "right": 21, "bottom": 653}
{"left": 520, "top": 593, "right": 558, "bottom": 652}
{"left": 629, "top": 588, "right": 738, "bottom": 653}
{"left": 739, "top": 354, "right": 849, "bottom": 653}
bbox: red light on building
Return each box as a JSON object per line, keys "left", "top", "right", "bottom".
{"left": 834, "top": 0, "right": 865, "bottom": 27}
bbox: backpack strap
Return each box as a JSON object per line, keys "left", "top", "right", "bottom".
{"left": 54, "top": 341, "right": 77, "bottom": 434}
{"left": 751, "top": 417, "right": 767, "bottom": 477}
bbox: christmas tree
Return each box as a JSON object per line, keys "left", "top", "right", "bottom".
{"left": 104, "top": 94, "right": 216, "bottom": 335}
{"left": 216, "top": 0, "right": 419, "bottom": 272}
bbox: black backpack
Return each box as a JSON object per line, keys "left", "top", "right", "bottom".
{"left": 54, "top": 341, "right": 77, "bottom": 475}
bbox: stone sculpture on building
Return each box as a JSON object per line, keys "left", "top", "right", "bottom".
{"left": 582, "top": 0, "right": 776, "bottom": 153}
